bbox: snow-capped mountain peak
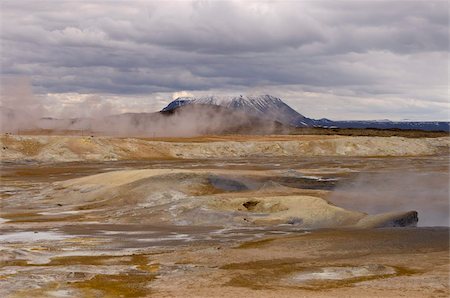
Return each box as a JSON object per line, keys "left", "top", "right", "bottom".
{"left": 162, "top": 94, "right": 308, "bottom": 126}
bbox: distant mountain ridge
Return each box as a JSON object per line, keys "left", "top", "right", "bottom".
{"left": 162, "top": 95, "right": 449, "bottom": 132}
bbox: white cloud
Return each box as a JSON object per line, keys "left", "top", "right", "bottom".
{"left": 172, "top": 91, "right": 194, "bottom": 100}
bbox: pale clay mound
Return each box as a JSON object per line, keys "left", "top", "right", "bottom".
{"left": 42, "top": 169, "right": 418, "bottom": 229}
{"left": 0, "top": 134, "right": 449, "bottom": 162}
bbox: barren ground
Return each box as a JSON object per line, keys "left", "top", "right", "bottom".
{"left": 0, "top": 134, "right": 449, "bottom": 297}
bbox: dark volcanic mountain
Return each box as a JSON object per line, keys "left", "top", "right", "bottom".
{"left": 162, "top": 95, "right": 449, "bottom": 132}
{"left": 162, "top": 95, "right": 312, "bottom": 127}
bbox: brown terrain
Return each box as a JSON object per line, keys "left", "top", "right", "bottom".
{"left": 0, "top": 133, "right": 449, "bottom": 297}
{"left": 1, "top": 133, "right": 448, "bottom": 162}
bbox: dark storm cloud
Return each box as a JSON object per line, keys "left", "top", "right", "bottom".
{"left": 0, "top": 0, "right": 448, "bottom": 120}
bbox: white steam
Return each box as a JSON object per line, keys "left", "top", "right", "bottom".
{"left": 0, "top": 80, "right": 286, "bottom": 136}
{"left": 0, "top": 76, "right": 47, "bottom": 132}
{"left": 328, "top": 171, "right": 449, "bottom": 227}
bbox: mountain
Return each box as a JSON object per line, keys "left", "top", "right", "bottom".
{"left": 162, "top": 95, "right": 449, "bottom": 132}
{"left": 162, "top": 95, "right": 312, "bottom": 127}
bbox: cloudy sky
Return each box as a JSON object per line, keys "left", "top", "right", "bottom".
{"left": 1, "top": 0, "right": 448, "bottom": 120}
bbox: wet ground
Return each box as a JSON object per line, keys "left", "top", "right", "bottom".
{"left": 1, "top": 155, "right": 449, "bottom": 297}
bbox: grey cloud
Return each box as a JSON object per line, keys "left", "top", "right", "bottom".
{"left": 0, "top": 0, "right": 448, "bottom": 120}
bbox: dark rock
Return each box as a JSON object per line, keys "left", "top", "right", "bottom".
{"left": 286, "top": 217, "right": 303, "bottom": 225}
{"left": 243, "top": 201, "right": 259, "bottom": 211}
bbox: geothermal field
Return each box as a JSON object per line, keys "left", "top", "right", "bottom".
{"left": 0, "top": 133, "right": 449, "bottom": 297}
{"left": 2, "top": 0, "right": 449, "bottom": 296}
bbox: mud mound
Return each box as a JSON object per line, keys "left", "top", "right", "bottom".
{"left": 208, "top": 195, "right": 365, "bottom": 228}
{"left": 33, "top": 169, "right": 419, "bottom": 228}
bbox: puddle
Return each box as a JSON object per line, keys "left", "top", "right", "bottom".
{"left": 0, "top": 231, "right": 73, "bottom": 243}
{"left": 39, "top": 210, "right": 83, "bottom": 216}
{"left": 288, "top": 265, "right": 396, "bottom": 283}
{"left": 208, "top": 175, "right": 248, "bottom": 191}
{"left": 206, "top": 173, "right": 338, "bottom": 193}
